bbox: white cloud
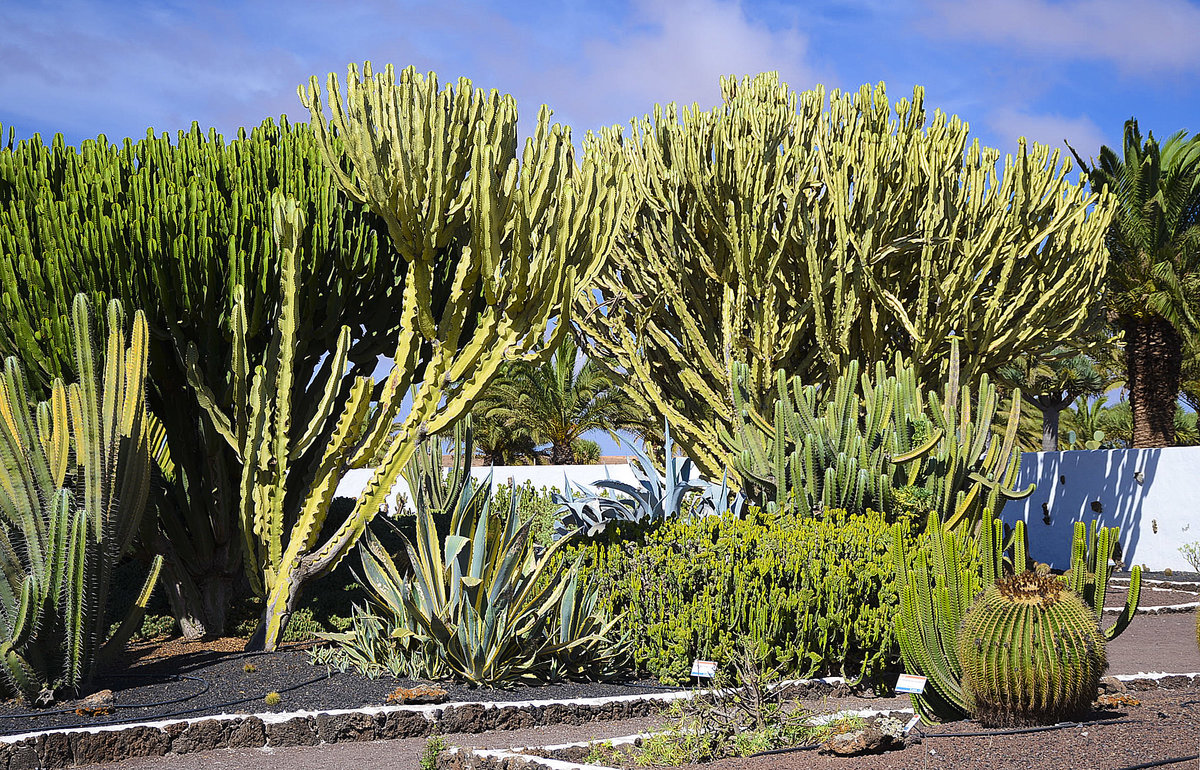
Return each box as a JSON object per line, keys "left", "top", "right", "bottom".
{"left": 988, "top": 107, "right": 1110, "bottom": 157}
{"left": 923, "top": 0, "right": 1200, "bottom": 74}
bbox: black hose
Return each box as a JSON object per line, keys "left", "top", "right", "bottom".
{"left": 1113, "top": 754, "right": 1200, "bottom": 770}
{"left": 0, "top": 669, "right": 336, "bottom": 737}
{"left": 914, "top": 716, "right": 1138, "bottom": 738}
{"left": 0, "top": 674, "right": 210, "bottom": 719}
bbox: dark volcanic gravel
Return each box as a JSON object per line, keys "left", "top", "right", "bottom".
{"left": 668, "top": 686, "right": 1200, "bottom": 770}
{"left": 0, "top": 642, "right": 674, "bottom": 738}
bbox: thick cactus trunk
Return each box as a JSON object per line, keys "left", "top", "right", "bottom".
{"left": 244, "top": 571, "right": 304, "bottom": 652}
{"left": 160, "top": 561, "right": 236, "bottom": 639}
{"left": 1127, "top": 315, "right": 1182, "bottom": 448}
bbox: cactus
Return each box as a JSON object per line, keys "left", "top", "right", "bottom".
{"left": 0, "top": 295, "right": 160, "bottom": 702}
{"left": 198, "top": 64, "right": 623, "bottom": 651}
{"left": 0, "top": 117, "right": 404, "bottom": 638}
{"left": 734, "top": 340, "right": 1031, "bottom": 530}
{"left": 552, "top": 422, "right": 744, "bottom": 540}
{"left": 957, "top": 572, "right": 1107, "bottom": 727}
{"left": 575, "top": 74, "right": 1114, "bottom": 486}
{"left": 1066, "top": 521, "right": 1141, "bottom": 641}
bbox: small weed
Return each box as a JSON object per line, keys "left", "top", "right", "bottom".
{"left": 243, "top": 663, "right": 257, "bottom": 673}
{"left": 420, "top": 734, "right": 447, "bottom": 770}
{"left": 263, "top": 691, "right": 281, "bottom": 707}
{"left": 583, "top": 740, "right": 624, "bottom": 766}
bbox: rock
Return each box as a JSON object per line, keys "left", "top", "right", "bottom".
{"left": 228, "top": 716, "right": 266, "bottom": 748}
{"left": 1099, "top": 676, "right": 1127, "bottom": 694}
{"left": 378, "top": 710, "right": 432, "bottom": 740}
{"left": 829, "top": 681, "right": 853, "bottom": 698}
{"left": 819, "top": 727, "right": 901, "bottom": 756}
{"left": 69, "top": 726, "right": 168, "bottom": 765}
{"left": 171, "top": 718, "right": 231, "bottom": 753}
{"left": 37, "top": 732, "right": 73, "bottom": 769}
{"left": 439, "top": 703, "right": 489, "bottom": 734}
{"left": 9, "top": 740, "right": 39, "bottom": 770}
{"left": 316, "top": 712, "right": 376, "bottom": 743}
{"left": 266, "top": 716, "right": 318, "bottom": 747}
{"left": 78, "top": 689, "right": 114, "bottom": 709}
{"left": 1159, "top": 675, "right": 1190, "bottom": 689}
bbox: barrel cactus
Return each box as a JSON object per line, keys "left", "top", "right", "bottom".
{"left": 957, "top": 571, "right": 1106, "bottom": 727}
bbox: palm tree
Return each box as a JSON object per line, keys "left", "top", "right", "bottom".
{"left": 475, "top": 336, "right": 638, "bottom": 464}
{"left": 1071, "top": 120, "right": 1200, "bottom": 447}
{"left": 998, "top": 349, "right": 1104, "bottom": 451}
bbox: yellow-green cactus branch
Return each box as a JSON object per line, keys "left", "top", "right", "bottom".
{"left": 575, "top": 74, "right": 1115, "bottom": 485}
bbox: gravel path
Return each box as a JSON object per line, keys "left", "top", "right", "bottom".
{"left": 71, "top": 716, "right": 668, "bottom": 769}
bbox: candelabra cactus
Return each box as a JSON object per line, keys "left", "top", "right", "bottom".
{"left": 957, "top": 571, "right": 1107, "bottom": 727}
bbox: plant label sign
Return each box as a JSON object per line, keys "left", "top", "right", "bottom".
{"left": 690, "top": 659, "right": 717, "bottom": 679}
{"left": 896, "top": 674, "right": 927, "bottom": 694}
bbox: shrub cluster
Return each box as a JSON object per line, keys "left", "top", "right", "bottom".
{"left": 573, "top": 508, "right": 919, "bottom": 684}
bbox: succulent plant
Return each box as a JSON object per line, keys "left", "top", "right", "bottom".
{"left": 552, "top": 423, "right": 744, "bottom": 540}
{"left": 957, "top": 571, "right": 1107, "bottom": 727}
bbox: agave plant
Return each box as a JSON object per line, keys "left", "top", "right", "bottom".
{"left": 552, "top": 423, "right": 745, "bottom": 540}
{"left": 336, "top": 423, "right": 625, "bottom": 686}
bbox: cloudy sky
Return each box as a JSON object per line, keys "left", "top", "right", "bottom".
{"left": 4, "top": 0, "right": 1200, "bottom": 161}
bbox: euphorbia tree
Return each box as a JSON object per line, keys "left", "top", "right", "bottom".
{"left": 575, "top": 74, "right": 1115, "bottom": 483}
{"left": 214, "top": 63, "right": 624, "bottom": 651}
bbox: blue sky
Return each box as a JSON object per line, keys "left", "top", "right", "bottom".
{"left": 4, "top": 0, "right": 1200, "bottom": 456}
{"left": 5, "top": 0, "right": 1200, "bottom": 159}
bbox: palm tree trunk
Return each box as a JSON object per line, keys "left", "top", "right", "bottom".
{"left": 1040, "top": 405, "right": 1061, "bottom": 452}
{"left": 1127, "top": 315, "right": 1182, "bottom": 448}
{"left": 550, "top": 441, "right": 575, "bottom": 465}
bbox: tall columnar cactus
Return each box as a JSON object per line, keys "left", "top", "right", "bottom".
{"left": 1067, "top": 521, "right": 1141, "bottom": 640}
{"left": 957, "top": 572, "right": 1107, "bottom": 727}
{"left": 0, "top": 117, "right": 403, "bottom": 638}
{"left": 734, "top": 341, "right": 1031, "bottom": 530}
{"left": 0, "top": 295, "right": 161, "bottom": 703}
{"left": 200, "top": 64, "right": 622, "bottom": 651}
{"left": 575, "top": 74, "right": 1115, "bottom": 483}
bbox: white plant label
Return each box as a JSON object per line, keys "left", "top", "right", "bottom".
{"left": 690, "top": 659, "right": 717, "bottom": 679}
{"left": 896, "top": 674, "right": 927, "bottom": 694}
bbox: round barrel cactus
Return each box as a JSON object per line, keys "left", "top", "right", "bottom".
{"left": 956, "top": 571, "right": 1106, "bottom": 726}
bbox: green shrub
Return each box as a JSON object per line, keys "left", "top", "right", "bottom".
{"left": 491, "top": 480, "right": 560, "bottom": 546}
{"left": 574, "top": 508, "right": 918, "bottom": 684}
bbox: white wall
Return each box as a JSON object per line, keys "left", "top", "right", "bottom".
{"left": 1006, "top": 447, "right": 1200, "bottom": 571}
{"left": 335, "top": 449, "right": 1199, "bottom": 571}
{"left": 333, "top": 463, "right": 642, "bottom": 512}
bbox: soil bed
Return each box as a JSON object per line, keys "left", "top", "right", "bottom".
{"left": 0, "top": 637, "right": 673, "bottom": 738}
{"left": 659, "top": 685, "right": 1200, "bottom": 769}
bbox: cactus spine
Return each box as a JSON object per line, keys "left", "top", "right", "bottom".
{"left": 957, "top": 572, "right": 1106, "bottom": 727}
{"left": 0, "top": 295, "right": 160, "bottom": 702}
{"left": 577, "top": 74, "right": 1114, "bottom": 485}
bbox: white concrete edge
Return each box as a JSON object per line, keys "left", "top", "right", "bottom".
{"left": 1112, "top": 671, "right": 1200, "bottom": 682}
{"left": 0, "top": 677, "right": 848, "bottom": 745}
{"left": 1111, "top": 577, "right": 1200, "bottom": 588}
{"left": 1104, "top": 601, "right": 1200, "bottom": 613}
{"left": 449, "top": 706, "right": 916, "bottom": 770}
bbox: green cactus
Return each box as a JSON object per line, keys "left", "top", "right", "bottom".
{"left": 957, "top": 572, "right": 1107, "bottom": 727}
{"left": 0, "top": 295, "right": 161, "bottom": 703}
{"left": 575, "top": 74, "right": 1114, "bottom": 487}
{"left": 1066, "top": 521, "right": 1141, "bottom": 641}
{"left": 734, "top": 340, "right": 1031, "bottom": 531}
{"left": 0, "top": 117, "right": 404, "bottom": 638}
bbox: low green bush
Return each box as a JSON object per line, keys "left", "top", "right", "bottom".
{"left": 573, "top": 508, "right": 919, "bottom": 684}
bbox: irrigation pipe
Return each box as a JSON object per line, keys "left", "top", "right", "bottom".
{"left": 0, "top": 674, "right": 210, "bottom": 720}
{"left": 913, "top": 716, "right": 1139, "bottom": 739}
{"left": 1, "top": 669, "right": 336, "bottom": 736}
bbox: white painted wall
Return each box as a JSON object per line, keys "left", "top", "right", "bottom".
{"left": 335, "top": 449, "right": 1199, "bottom": 571}
{"left": 1006, "top": 447, "right": 1200, "bottom": 572}
{"left": 333, "top": 463, "right": 642, "bottom": 512}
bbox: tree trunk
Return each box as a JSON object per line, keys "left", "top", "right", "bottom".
{"left": 1040, "top": 405, "right": 1061, "bottom": 453}
{"left": 244, "top": 570, "right": 305, "bottom": 652}
{"left": 1126, "top": 315, "right": 1183, "bottom": 448}
{"left": 550, "top": 441, "right": 575, "bottom": 465}
{"left": 160, "top": 563, "right": 234, "bottom": 639}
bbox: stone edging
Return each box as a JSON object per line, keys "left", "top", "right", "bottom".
{"left": 0, "top": 680, "right": 851, "bottom": 769}
{"left": 435, "top": 707, "right": 915, "bottom": 770}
